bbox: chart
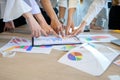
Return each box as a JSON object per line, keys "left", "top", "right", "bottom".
{"left": 68, "top": 52, "right": 83, "bottom": 61}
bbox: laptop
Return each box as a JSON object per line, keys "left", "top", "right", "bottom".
{"left": 111, "top": 39, "right": 120, "bottom": 46}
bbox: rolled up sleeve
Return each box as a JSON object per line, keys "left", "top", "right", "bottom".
{"left": 3, "top": 0, "right": 32, "bottom": 22}
{"left": 83, "top": 0, "right": 106, "bottom": 25}
{"left": 58, "top": 0, "right": 67, "bottom": 8}
{"left": 69, "top": 0, "right": 79, "bottom": 8}
{"left": 24, "top": 0, "right": 41, "bottom": 14}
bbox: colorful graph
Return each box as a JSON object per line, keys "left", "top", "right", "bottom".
{"left": 10, "top": 37, "right": 30, "bottom": 45}
{"left": 15, "top": 45, "right": 52, "bottom": 51}
{"left": 85, "top": 36, "right": 109, "bottom": 41}
{"left": 68, "top": 52, "right": 83, "bottom": 61}
{"left": 61, "top": 45, "right": 76, "bottom": 51}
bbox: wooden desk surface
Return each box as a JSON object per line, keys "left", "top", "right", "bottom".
{"left": 0, "top": 25, "right": 120, "bottom": 80}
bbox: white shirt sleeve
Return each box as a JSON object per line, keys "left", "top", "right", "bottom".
{"left": 24, "top": 0, "right": 41, "bottom": 14}
{"left": 83, "top": 0, "right": 106, "bottom": 25}
{"left": 0, "top": 0, "right": 6, "bottom": 18}
{"left": 58, "top": 0, "right": 67, "bottom": 8}
{"left": 3, "top": 0, "right": 32, "bottom": 22}
{"left": 69, "top": 0, "right": 79, "bottom": 8}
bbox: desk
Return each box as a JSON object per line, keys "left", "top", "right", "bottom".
{"left": 0, "top": 25, "right": 120, "bottom": 80}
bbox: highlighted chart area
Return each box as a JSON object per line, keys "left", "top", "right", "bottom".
{"left": 68, "top": 52, "right": 83, "bottom": 61}
{"left": 85, "top": 36, "right": 109, "bottom": 41}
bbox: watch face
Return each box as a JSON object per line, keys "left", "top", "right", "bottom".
{"left": 59, "top": 18, "right": 65, "bottom": 24}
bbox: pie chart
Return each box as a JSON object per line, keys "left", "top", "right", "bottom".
{"left": 68, "top": 52, "right": 83, "bottom": 61}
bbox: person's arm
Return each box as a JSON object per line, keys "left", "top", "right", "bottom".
{"left": 71, "top": 0, "right": 106, "bottom": 36}
{"left": 40, "top": 0, "right": 58, "bottom": 22}
{"left": 40, "top": 0, "right": 63, "bottom": 36}
{"left": 65, "top": 0, "right": 79, "bottom": 35}
{"left": 58, "top": 0, "right": 67, "bottom": 24}
{"left": 4, "top": 0, "right": 47, "bottom": 38}
{"left": 58, "top": 7, "right": 66, "bottom": 24}
{"left": 23, "top": 12, "right": 47, "bottom": 38}
{"left": 66, "top": 8, "right": 76, "bottom": 35}
{"left": 24, "top": 0, "right": 58, "bottom": 37}
{"left": 34, "top": 13, "right": 59, "bottom": 37}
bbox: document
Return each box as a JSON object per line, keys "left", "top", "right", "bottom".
{"left": 77, "top": 34, "right": 117, "bottom": 43}
{"left": 0, "top": 37, "right": 52, "bottom": 55}
{"left": 58, "top": 43, "right": 120, "bottom": 76}
{"left": 33, "top": 36, "right": 82, "bottom": 46}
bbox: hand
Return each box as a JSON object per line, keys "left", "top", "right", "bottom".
{"left": 26, "top": 18, "right": 47, "bottom": 38}
{"left": 65, "top": 18, "right": 74, "bottom": 35}
{"left": 40, "top": 22, "right": 59, "bottom": 37}
{"left": 4, "top": 21, "right": 15, "bottom": 32}
{"left": 70, "top": 21, "right": 86, "bottom": 36}
{"left": 70, "top": 27, "right": 84, "bottom": 36}
{"left": 50, "top": 19, "right": 64, "bottom": 37}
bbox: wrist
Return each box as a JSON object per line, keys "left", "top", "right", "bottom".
{"left": 59, "top": 18, "right": 65, "bottom": 24}
{"left": 91, "top": 22, "right": 95, "bottom": 25}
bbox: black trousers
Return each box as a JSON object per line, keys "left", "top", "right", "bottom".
{"left": 0, "top": 16, "right": 26, "bottom": 33}
{"left": 109, "top": 6, "right": 120, "bottom": 30}
{"left": 40, "top": 8, "right": 58, "bottom": 25}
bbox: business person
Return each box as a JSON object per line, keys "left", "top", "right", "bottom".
{"left": 2, "top": 0, "right": 47, "bottom": 38}
{"left": 66, "top": 0, "right": 106, "bottom": 36}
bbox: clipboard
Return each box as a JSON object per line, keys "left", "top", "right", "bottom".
{"left": 31, "top": 36, "right": 82, "bottom": 46}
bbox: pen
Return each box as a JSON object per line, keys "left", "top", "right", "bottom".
{"left": 32, "top": 37, "right": 34, "bottom": 47}
{"left": 74, "top": 36, "right": 80, "bottom": 41}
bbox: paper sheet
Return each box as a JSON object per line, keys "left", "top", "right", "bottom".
{"left": 53, "top": 44, "right": 79, "bottom": 51}
{"left": 58, "top": 43, "right": 120, "bottom": 76}
{"left": 33, "top": 36, "right": 81, "bottom": 46}
{"left": 77, "top": 34, "right": 117, "bottom": 43}
{"left": 108, "top": 75, "right": 120, "bottom": 80}
{"left": 0, "top": 37, "right": 52, "bottom": 55}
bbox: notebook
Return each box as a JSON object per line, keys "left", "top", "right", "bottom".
{"left": 111, "top": 39, "right": 120, "bottom": 46}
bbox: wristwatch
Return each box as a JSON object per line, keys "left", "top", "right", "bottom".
{"left": 59, "top": 18, "right": 65, "bottom": 24}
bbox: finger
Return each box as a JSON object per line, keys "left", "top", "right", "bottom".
{"left": 52, "top": 26, "right": 59, "bottom": 34}
{"left": 71, "top": 23, "right": 75, "bottom": 32}
{"left": 41, "top": 29, "right": 47, "bottom": 36}
{"left": 71, "top": 29, "right": 81, "bottom": 36}
{"left": 60, "top": 30, "right": 64, "bottom": 37}
{"left": 4, "top": 27, "right": 7, "bottom": 32}
{"left": 51, "top": 30, "right": 59, "bottom": 37}
{"left": 36, "top": 29, "right": 41, "bottom": 38}
{"left": 6, "top": 28, "right": 9, "bottom": 31}
{"left": 31, "top": 30, "right": 35, "bottom": 37}
{"left": 70, "top": 30, "right": 77, "bottom": 36}
{"left": 34, "top": 30, "right": 39, "bottom": 38}
{"left": 32, "top": 29, "right": 39, "bottom": 38}
{"left": 59, "top": 27, "right": 65, "bottom": 37}
{"left": 65, "top": 25, "right": 71, "bottom": 35}
{"left": 8, "top": 28, "right": 15, "bottom": 33}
